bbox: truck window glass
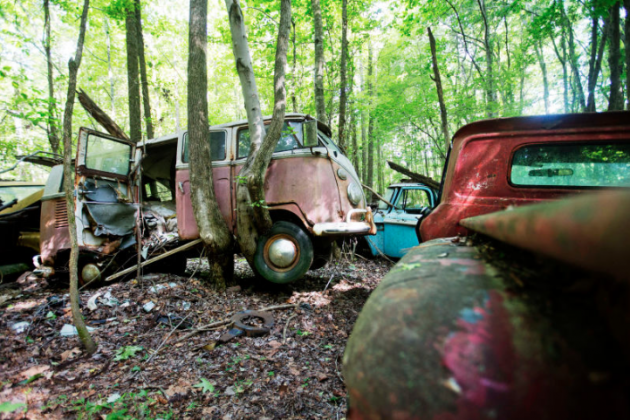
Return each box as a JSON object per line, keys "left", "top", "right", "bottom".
{"left": 237, "top": 122, "right": 302, "bottom": 159}
{"left": 401, "top": 189, "right": 431, "bottom": 213}
{"left": 85, "top": 135, "right": 131, "bottom": 176}
{"left": 182, "top": 131, "right": 226, "bottom": 163}
{"left": 378, "top": 188, "right": 395, "bottom": 210}
{"left": 511, "top": 143, "right": 630, "bottom": 188}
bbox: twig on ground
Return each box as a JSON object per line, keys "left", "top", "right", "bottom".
{"left": 144, "top": 314, "right": 190, "bottom": 364}
{"left": 323, "top": 274, "right": 334, "bottom": 293}
{"left": 283, "top": 313, "right": 298, "bottom": 343}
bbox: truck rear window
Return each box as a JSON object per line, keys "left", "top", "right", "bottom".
{"left": 510, "top": 143, "right": 630, "bottom": 188}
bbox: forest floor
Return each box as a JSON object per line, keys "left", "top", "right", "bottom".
{"left": 0, "top": 255, "right": 392, "bottom": 420}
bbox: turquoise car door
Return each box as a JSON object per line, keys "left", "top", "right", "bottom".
{"left": 382, "top": 187, "right": 435, "bottom": 258}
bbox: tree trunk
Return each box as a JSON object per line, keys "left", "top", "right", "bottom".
{"left": 77, "top": 89, "right": 130, "bottom": 140}
{"left": 388, "top": 160, "right": 440, "bottom": 190}
{"left": 586, "top": 15, "right": 609, "bottom": 112}
{"left": 366, "top": 42, "right": 374, "bottom": 197}
{"left": 428, "top": 27, "right": 450, "bottom": 151}
{"left": 134, "top": 0, "right": 154, "bottom": 139}
{"left": 337, "top": 0, "right": 349, "bottom": 150}
{"left": 188, "top": 0, "right": 234, "bottom": 288}
{"left": 291, "top": 18, "right": 298, "bottom": 113}
{"left": 62, "top": 0, "right": 97, "bottom": 354}
{"left": 625, "top": 0, "right": 630, "bottom": 110}
{"left": 564, "top": 9, "right": 587, "bottom": 111}
{"left": 43, "top": 0, "right": 60, "bottom": 155}
{"left": 225, "top": 0, "right": 291, "bottom": 265}
{"left": 534, "top": 40, "right": 550, "bottom": 114}
{"left": 104, "top": 18, "right": 115, "bottom": 116}
{"left": 312, "top": 0, "right": 326, "bottom": 122}
{"left": 125, "top": 2, "right": 141, "bottom": 143}
{"left": 608, "top": 2, "right": 623, "bottom": 111}
{"left": 477, "top": 0, "right": 496, "bottom": 117}
{"left": 351, "top": 112, "right": 359, "bottom": 169}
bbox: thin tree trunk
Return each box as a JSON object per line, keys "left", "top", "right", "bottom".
{"left": 534, "top": 40, "right": 550, "bottom": 114}
{"left": 225, "top": 0, "right": 291, "bottom": 264}
{"left": 188, "top": 0, "right": 234, "bottom": 288}
{"left": 428, "top": 27, "right": 450, "bottom": 151}
{"left": 564, "top": 9, "right": 587, "bottom": 111}
{"left": 291, "top": 18, "right": 298, "bottom": 113}
{"left": 104, "top": 18, "right": 115, "bottom": 116}
{"left": 477, "top": 0, "right": 496, "bottom": 117}
{"left": 337, "top": 0, "right": 349, "bottom": 150}
{"left": 608, "top": 2, "right": 623, "bottom": 111}
{"left": 135, "top": 0, "right": 154, "bottom": 138}
{"left": 312, "top": 0, "right": 326, "bottom": 122}
{"left": 366, "top": 42, "right": 374, "bottom": 196}
{"left": 351, "top": 112, "right": 358, "bottom": 169}
{"left": 62, "top": 0, "right": 96, "bottom": 354}
{"left": 587, "top": 16, "right": 609, "bottom": 112}
{"left": 551, "top": 26, "right": 570, "bottom": 112}
{"left": 43, "top": 0, "right": 60, "bottom": 154}
{"left": 625, "top": 0, "right": 630, "bottom": 110}
{"left": 125, "top": 2, "right": 141, "bottom": 143}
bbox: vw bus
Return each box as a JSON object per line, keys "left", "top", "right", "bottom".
{"left": 37, "top": 113, "right": 375, "bottom": 284}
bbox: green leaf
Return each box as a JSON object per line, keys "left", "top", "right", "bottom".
{"left": 0, "top": 402, "right": 26, "bottom": 413}
{"left": 193, "top": 378, "right": 214, "bottom": 394}
{"left": 113, "top": 345, "right": 143, "bottom": 361}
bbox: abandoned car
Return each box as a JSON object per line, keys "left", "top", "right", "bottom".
{"left": 36, "top": 113, "right": 375, "bottom": 284}
{"left": 366, "top": 181, "right": 438, "bottom": 258}
{"left": 344, "top": 111, "right": 630, "bottom": 419}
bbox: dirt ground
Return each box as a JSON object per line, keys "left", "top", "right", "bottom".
{"left": 0, "top": 256, "right": 392, "bottom": 419}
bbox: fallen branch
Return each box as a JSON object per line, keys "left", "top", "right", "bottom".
{"left": 387, "top": 160, "right": 440, "bottom": 190}
{"left": 283, "top": 313, "right": 298, "bottom": 343}
{"left": 144, "top": 314, "right": 191, "bottom": 364}
{"left": 362, "top": 184, "right": 399, "bottom": 208}
{"left": 77, "top": 89, "right": 130, "bottom": 140}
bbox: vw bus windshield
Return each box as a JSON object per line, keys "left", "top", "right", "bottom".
{"left": 238, "top": 121, "right": 304, "bottom": 159}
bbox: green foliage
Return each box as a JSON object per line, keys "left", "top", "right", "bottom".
{"left": 0, "top": 402, "right": 26, "bottom": 413}
{"left": 113, "top": 346, "right": 143, "bottom": 361}
{"left": 193, "top": 378, "right": 214, "bottom": 394}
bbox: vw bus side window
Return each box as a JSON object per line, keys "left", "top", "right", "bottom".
{"left": 511, "top": 143, "right": 630, "bottom": 188}
{"left": 237, "top": 122, "right": 303, "bottom": 159}
{"left": 182, "top": 131, "right": 226, "bottom": 163}
{"left": 85, "top": 134, "right": 132, "bottom": 176}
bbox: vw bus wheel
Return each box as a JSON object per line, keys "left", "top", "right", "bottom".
{"left": 254, "top": 221, "right": 314, "bottom": 284}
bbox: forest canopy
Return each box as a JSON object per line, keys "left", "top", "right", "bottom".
{"left": 1, "top": 0, "right": 628, "bottom": 192}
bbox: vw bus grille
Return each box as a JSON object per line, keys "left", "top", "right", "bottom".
{"left": 54, "top": 200, "right": 69, "bottom": 228}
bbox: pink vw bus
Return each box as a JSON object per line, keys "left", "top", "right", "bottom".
{"left": 37, "top": 114, "right": 374, "bottom": 284}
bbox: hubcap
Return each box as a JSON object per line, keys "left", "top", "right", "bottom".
{"left": 267, "top": 238, "right": 297, "bottom": 268}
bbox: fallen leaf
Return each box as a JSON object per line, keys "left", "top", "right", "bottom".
{"left": 20, "top": 365, "right": 50, "bottom": 379}
{"left": 60, "top": 347, "right": 82, "bottom": 362}
{"left": 316, "top": 373, "right": 329, "bottom": 382}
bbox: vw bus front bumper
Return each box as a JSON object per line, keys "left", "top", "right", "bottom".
{"left": 313, "top": 209, "right": 377, "bottom": 236}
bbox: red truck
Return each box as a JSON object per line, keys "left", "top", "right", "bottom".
{"left": 343, "top": 111, "right": 630, "bottom": 420}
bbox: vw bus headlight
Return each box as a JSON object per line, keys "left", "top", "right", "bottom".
{"left": 347, "top": 182, "right": 362, "bottom": 206}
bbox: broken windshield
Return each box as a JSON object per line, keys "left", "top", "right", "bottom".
{"left": 85, "top": 134, "right": 132, "bottom": 176}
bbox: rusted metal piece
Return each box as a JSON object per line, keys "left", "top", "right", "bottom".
{"left": 343, "top": 240, "right": 630, "bottom": 420}
{"left": 460, "top": 190, "right": 630, "bottom": 281}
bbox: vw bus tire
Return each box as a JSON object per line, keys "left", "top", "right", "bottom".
{"left": 254, "top": 221, "right": 314, "bottom": 284}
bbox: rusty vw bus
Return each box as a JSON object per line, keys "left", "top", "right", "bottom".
{"left": 37, "top": 113, "right": 374, "bottom": 284}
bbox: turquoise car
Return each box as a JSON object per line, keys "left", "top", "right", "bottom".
{"left": 366, "top": 182, "right": 438, "bottom": 259}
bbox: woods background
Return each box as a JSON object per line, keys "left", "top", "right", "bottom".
{"left": 1, "top": 0, "right": 628, "bottom": 194}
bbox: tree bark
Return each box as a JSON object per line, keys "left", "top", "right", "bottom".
{"left": 564, "top": 9, "right": 587, "bottom": 111}
{"left": 625, "top": 0, "right": 630, "bottom": 110}
{"left": 312, "top": 0, "right": 326, "bottom": 122}
{"left": 62, "top": 0, "right": 97, "bottom": 354}
{"left": 387, "top": 161, "right": 440, "bottom": 190}
{"left": 77, "top": 89, "right": 130, "bottom": 140}
{"left": 291, "top": 18, "right": 298, "bottom": 113}
{"left": 534, "top": 40, "right": 550, "bottom": 114}
{"left": 337, "top": 0, "right": 349, "bottom": 150}
{"left": 608, "top": 2, "right": 623, "bottom": 111}
{"left": 104, "top": 17, "right": 115, "bottom": 116}
{"left": 43, "top": 0, "right": 60, "bottom": 155}
{"left": 366, "top": 42, "right": 374, "bottom": 196}
{"left": 225, "top": 0, "right": 291, "bottom": 265}
{"left": 586, "top": 15, "right": 609, "bottom": 112}
{"left": 125, "top": 2, "right": 141, "bottom": 143}
{"left": 476, "top": 0, "right": 496, "bottom": 117}
{"left": 188, "top": 0, "right": 234, "bottom": 288}
{"left": 351, "top": 112, "right": 359, "bottom": 170}
{"left": 134, "top": 0, "right": 154, "bottom": 139}
{"left": 428, "top": 27, "right": 450, "bottom": 152}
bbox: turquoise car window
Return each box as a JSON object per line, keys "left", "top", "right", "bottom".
{"left": 401, "top": 189, "right": 430, "bottom": 213}
{"left": 378, "top": 188, "right": 396, "bottom": 211}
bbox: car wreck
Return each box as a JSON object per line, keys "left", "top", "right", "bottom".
{"left": 343, "top": 111, "right": 630, "bottom": 419}
{"left": 36, "top": 113, "right": 375, "bottom": 284}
